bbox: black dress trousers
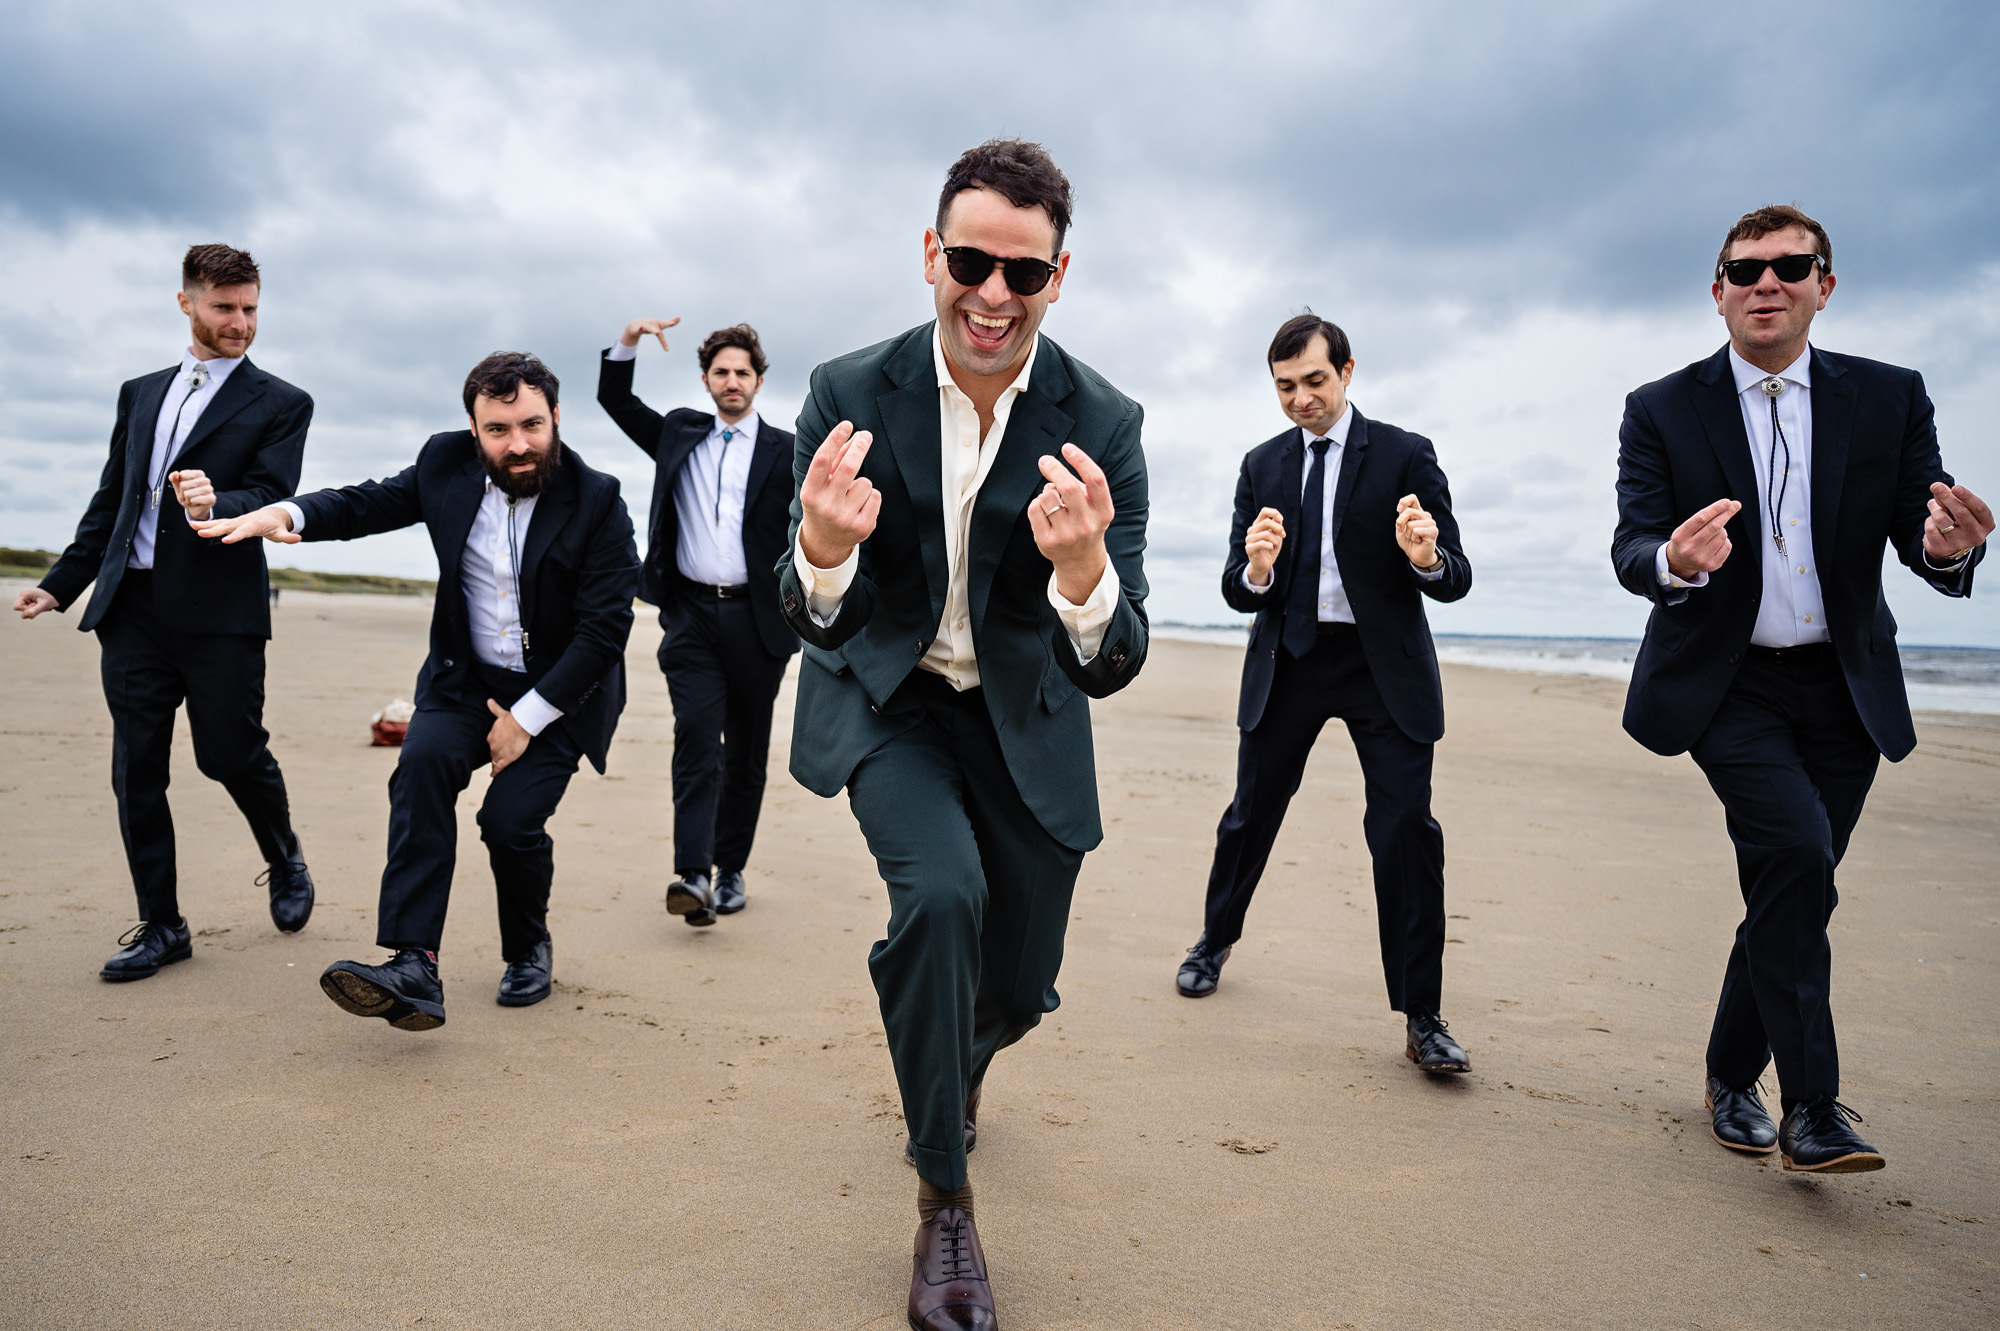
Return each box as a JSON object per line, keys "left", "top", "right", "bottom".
{"left": 1202, "top": 625, "right": 1447, "bottom": 1014}
{"left": 658, "top": 585, "right": 790, "bottom": 877}
{"left": 375, "top": 662, "right": 586, "bottom": 960}
{"left": 1690, "top": 647, "right": 1879, "bottom": 1100}
{"left": 95, "top": 571, "right": 298, "bottom": 923}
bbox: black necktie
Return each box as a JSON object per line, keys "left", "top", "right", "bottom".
{"left": 1283, "top": 437, "right": 1331, "bottom": 658}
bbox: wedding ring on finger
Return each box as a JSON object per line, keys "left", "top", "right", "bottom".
{"left": 1940, "top": 522, "right": 1957, "bottom": 533}
{"left": 1043, "top": 499, "right": 1067, "bottom": 517}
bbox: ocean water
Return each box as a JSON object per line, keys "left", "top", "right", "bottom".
{"left": 1151, "top": 625, "right": 2000, "bottom": 716}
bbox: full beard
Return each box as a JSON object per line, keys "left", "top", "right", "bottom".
{"left": 482, "top": 431, "right": 563, "bottom": 498}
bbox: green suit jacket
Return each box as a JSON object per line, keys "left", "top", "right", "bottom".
{"left": 777, "top": 323, "right": 1150, "bottom": 852}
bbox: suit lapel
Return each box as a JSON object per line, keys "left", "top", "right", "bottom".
{"left": 969, "top": 375, "right": 1073, "bottom": 634}
{"left": 1275, "top": 430, "right": 1304, "bottom": 593}
{"left": 878, "top": 328, "right": 950, "bottom": 629}
{"left": 659, "top": 413, "right": 710, "bottom": 487}
{"left": 1327, "top": 411, "right": 1371, "bottom": 547}
{"left": 1692, "top": 346, "right": 1762, "bottom": 585}
{"left": 744, "top": 418, "right": 784, "bottom": 508}
{"left": 125, "top": 370, "right": 175, "bottom": 490}
{"left": 175, "top": 360, "right": 266, "bottom": 461}
{"left": 440, "top": 446, "right": 487, "bottom": 634}
{"left": 1808, "top": 347, "right": 1854, "bottom": 560}
{"left": 518, "top": 449, "right": 578, "bottom": 631}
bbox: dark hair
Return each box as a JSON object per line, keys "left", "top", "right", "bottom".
{"left": 1716, "top": 204, "right": 1832, "bottom": 279}
{"left": 698, "top": 324, "right": 769, "bottom": 375}
{"left": 1267, "top": 311, "right": 1353, "bottom": 368}
{"left": 462, "top": 351, "right": 560, "bottom": 417}
{"left": 182, "top": 243, "right": 260, "bottom": 290}
{"left": 936, "top": 138, "right": 1074, "bottom": 253}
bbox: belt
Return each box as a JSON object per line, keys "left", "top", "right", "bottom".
{"left": 1745, "top": 641, "right": 1835, "bottom": 665}
{"left": 681, "top": 577, "right": 750, "bottom": 601}
{"left": 1316, "top": 620, "right": 1359, "bottom": 636}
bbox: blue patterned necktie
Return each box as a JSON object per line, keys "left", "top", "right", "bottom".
{"left": 1282, "top": 437, "right": 1332, "bottom": 659}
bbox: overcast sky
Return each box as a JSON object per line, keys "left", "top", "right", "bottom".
{"left": 4, "top": 0, "right": 1995, "bottom": 644}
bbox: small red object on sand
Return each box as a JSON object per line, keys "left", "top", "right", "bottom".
{"left": 370, "top": 700, "right": 416, "bottom": 747}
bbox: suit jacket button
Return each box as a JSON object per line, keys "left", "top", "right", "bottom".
{"left": 915, "top": 640, "right": 925, "bottom": 656}
{"left": 442, "top": 658, "right": 455, "bottom": 668}
{"left": 870, "top": 703, "right": 882, "bottom": 716}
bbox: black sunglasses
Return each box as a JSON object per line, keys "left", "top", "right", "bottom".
{"left": 1719, "top": 253, "right": 1826, "bottom": 286}
{"left": 942, "top": 246, "right": 1059, "bottom": 296}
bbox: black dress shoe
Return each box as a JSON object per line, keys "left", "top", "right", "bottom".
{"left": 908, "top": 1207, "right": 996, "bottom": 1331}
{"left": 1779, "top": 1096, "right": 1885, "bottom": 1173}
{"left": 100, "top": 918, "right": 193, "bottom": 982}
{"left": 320, "top": 950, "right": 446, "bottom": 1031}
{"left": 1406, "top": 1010, "right": 1471, "bottom": 1073}
{"left": 1705, "top": 1073, "right": 1778, "bottom": 1154}
{"left": 1176, "top": 933, "right": 1230, "bottom": 998}
{"left": 496, "top": 938, "right": 553, "bottom": 1007}
{"left": 713, "top": 869, "right": 747, "bottom": 915}
{"left": 906, "top": 1080, "right": 983, "bottom": 1167}
{"left": 666, "top": 870, "right": 716, "bottom": 927}
{"left": 258, "top": 860, "right": 315, "bottom": 933}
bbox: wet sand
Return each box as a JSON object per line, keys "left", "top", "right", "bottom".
{"left": 2, "top": 585, "right": 1995, "bottom": 1328}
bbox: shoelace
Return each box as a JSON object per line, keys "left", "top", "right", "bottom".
{"left": 255, "top": 862, "right": 308, "bottom": 889}
{"left": 935, "top": 1216, "right": 977, "bottom": 1282}
{"left": 1804, "top": 1097, "right": 1865, "bottom": 1129}
{"left": 117, "top": 921, "right": 158, "bottom": 948}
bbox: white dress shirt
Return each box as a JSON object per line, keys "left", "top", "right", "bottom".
{"left": 1243, "top": 405, "right": 1445, "bottom": 610}
{"left": 130, "top": 349, "right": 245, "bottom": 569}
{"left": 793, "top": 325, "right": 1120, "bottom": 690}
{"left": 277, "top": 478, "right": 563, "bottom": 735}
{"left": 1653, "top": 346, "right": 1827, "bottom": 647}
{"left": 604, "top": 339, "right": 758, "bottom": 586}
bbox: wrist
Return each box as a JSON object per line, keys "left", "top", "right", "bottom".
{"left": 798, "top": 529, "right": 853, "bottom": 572}
{"left": 1054, "top": 550, "right": 1108, "bottom": 605}
{"left": 618, "top": 331, "right": 641, "bottom": 348}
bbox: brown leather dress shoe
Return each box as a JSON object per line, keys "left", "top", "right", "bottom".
{"left": 908, "top": 1206, "right": 996, "bottom": 1330}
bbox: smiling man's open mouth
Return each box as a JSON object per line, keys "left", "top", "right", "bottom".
{"left": 962, "top": 309, "right": 1014, "bottom": 349}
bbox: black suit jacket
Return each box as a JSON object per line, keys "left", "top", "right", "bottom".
{"left": 293, "top": 433, "right": 640, "bottom": 773}
{"left": 596, "top": 351, "right": 799, "bottom": 660}
{"left": 1221, "top": 411, "right": 1471, "bottom": 740}
{"left": 776, "top": 324, "right": 1150, "bottom": 853}
{"left": 1613, "top": 344, "right": 1981, "bottom": 761}
{"left": 42, "top": 357, "right": 312, "bottom": 637}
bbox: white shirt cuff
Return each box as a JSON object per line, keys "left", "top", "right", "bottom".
{"left": 1048, "top": 561, "right": 1120, "bottom": 663}
{"left": 275, "top": 500, "right": 307, "bottom": 534}
{"left": 1411, "top": 557, "right": 1445, "bottom": 581}
{"left": 606, "top": 341, "right": 638, "bottom": 363}
{"left": 793, "top": 543, "right": 859, "bottom": 627}
{"left": 1655, "top": 543, "right": 1707, "bottom": 589}
{"left": 508, "top": 689, "right": 563, "bottom": 737}
{"left": 1242, "top": 568, "right": 1273, "bottom": 594}
{"left": 1923, "top": 545, "right": 1973, "bottom": 571}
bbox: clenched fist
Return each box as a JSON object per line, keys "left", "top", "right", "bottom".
{"left": 1394, "top": 494, "right": 1443, "bottom": 569}
{"left": 1664, "top": 498, "right": 1742, "bottom": 581}
{"left": 169, "top": 468, "right": 215, "bottom": 520}
{"left": 1244, "top": 507, "right": 1285, "bottom": 585}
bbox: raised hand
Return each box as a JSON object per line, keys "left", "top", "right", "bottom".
{"left": 1394, "top": 494, "right": 1442, "bottom": 569}
{"left": 169, "top": 468, "right": 215, "bottom": 521}
{"left": 485, "top": 699, "right": 530, "bottom": 775}
{"left": 1665, "top": 498, "right": 1742, "bottom": 581}
{"left": 1245, "top": 507, "right": 1285, "bottom": 585}
{"left": 13, "top": 587, "right": 58, "bottom": 619}
{"left": 619, "top": 316, "right": 682, "bottom": 352}
{"left": 194, "top": 505, "right": 302, "bottom": 545}
{"left": 1029, "top": 442, "right": 1115, "bottom": 605}
{"left": 797, "top": 421, "right": 881, "bottom": 569}
{"left": 1924, "top": 482, "right": 1993, "bottom": 562}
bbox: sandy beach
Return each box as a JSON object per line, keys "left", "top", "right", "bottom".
{"left": 2, "top": 584, "right": 1995, "bottom": 1329}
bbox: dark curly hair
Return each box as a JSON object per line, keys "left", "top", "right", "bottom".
{"left": 462, "top": 351, "right": 560, "bottom": 416}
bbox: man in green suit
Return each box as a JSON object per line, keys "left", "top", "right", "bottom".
{"left": 780, "top": 138, "right": 1149, "bottom": 1330}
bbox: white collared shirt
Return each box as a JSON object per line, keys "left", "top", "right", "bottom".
{"left": 793, "top": 324, "right": 1120, "bottom": 689}
{"left": 130, "top": 349, "right": 245, "bottom": 569}
{"left": 276, "top": 476, "right": 563, "bottom": 735}
{"left": 1243, "top": 404, "right": 1444, "bottom": 613}
{"left": 604, "top": 338, "right": 758, "bottom": 586}
{"left": 1654, "top": 346, "right": 1827, "bottom": 648}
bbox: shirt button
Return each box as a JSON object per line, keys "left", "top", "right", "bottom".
{"left": 1797, "top": 566, "right": 1806, "bottom": 574}
{"left": 1803, "top": 615, "right": 1813, "bottom": 623}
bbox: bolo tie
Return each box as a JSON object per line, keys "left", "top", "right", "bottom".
{"left": 1760, "top": 375, "right": 1791, "bottom": 556}
{"left": 148, "top": 363, "right": 210, "bottom": 509}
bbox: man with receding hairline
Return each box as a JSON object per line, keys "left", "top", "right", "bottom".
{"left": 17, "top": 243, "right": 316, "bottom": 981}
{"left": 781, "top": 137, "right": 1149, "bottom": 1330}
{"left": 1614, "top": 204, "right": 1991, "bottom": 1174}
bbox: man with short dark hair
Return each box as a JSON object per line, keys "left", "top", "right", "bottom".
{"left": 1176, "top": 313, "right": 1475, "bottom": 1077}
{"left": 782, "top": 137, "right": 1148, "bottom": 1329}
{"left": 16, "top": 243, "right": 316, "bottom": 980}
{"left": 1614, "top": 204, "right": 1990, "bottom": 1173}
{"left": 196, "top": 353, "right": 639, "bottom": 1028}
{"left": 598, "top": 318, "right": 798, "bottom": 926}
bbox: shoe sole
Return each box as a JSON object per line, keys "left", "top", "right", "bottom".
{"left": 665, "top": 883, "right": 712, "bottom": 917}
{"left": 495, "top": 985, "right": 552, "bottom": 1008}
{"left": 320, "top": 968, "right": 446, "bottom": 1031}
{"left": 1175, "top": 978, "right": 1218, "bottom": 998}
{"left": 683, "top": 908, "right": 717, "bottom": 928}
{"left": 1703, "top": 1093, "right": 1778, "bottom": 1154}
{"left": 100, "top": 942, "right": 193, "bottom": 982}
{"left": 1781, "top": 1150, "right": 1885, "bottom": 1173}
{"left": 1406, "top": 1049, "right": 1471, "bottom": 1073}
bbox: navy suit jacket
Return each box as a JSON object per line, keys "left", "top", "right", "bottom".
{"left": 596, "top": 351, "right": 799, "bottom": 661}
{"left": 42, "top": 357, "right": 311, "bottom": 637}
{"left": 293, "top": 433, "right": 640, "bottom": 772}
{"left": 1221, "top": 411, "right": 1471, "bottom": 740}
{"left": 775, "top": 324, "right": 1150, "bottom": 852}
{"left": 1613, "top": 344, "right": 1981, "bottom": 761}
